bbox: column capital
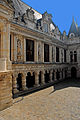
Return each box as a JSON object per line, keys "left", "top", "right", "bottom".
{"left": 41, "top": 70, "right": 45, "bottom": 84}
{"left": 42, "top": 70, "right": 45, "bottom": 74}
{"left": 22, "top": 72, "right": 26, "bottom": 78}
{"left": 50, "top": 69, "right": 53, "bottom": 74}
{"left": 13, "top": 73, "right": 18, "bottom": 78}
{"left": 47, "top": 69, "right": 49, "bottom": 73}
{"left": 54, "top": 69, "right": 57, "bottom": 72}
{"left": 35, "top": 71, "right": 39, "bottom": 75}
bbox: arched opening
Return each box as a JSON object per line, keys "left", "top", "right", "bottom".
{"left": 56, "top": 70, "right": 60, "bottom": 80}
{"left": 65, "top": 70, "right": 67, "bottom": 79}
{"left": 26, "top": 72, "right": 35, "bottom": 88}
{"left": 52, "top": 72, "right": 54, "bottom": 81}
{"left": 39, "top": 71, "right": 41, "bottom": 84}
{"left": 17, "top": 73, "right": 22, "bottom": 91}
{"left": 45, "top": 71, "right": 50, "bottom": 83}
{"left": 62, "top": 69, "right": 63, "bottom": 79}
{"left": 71, "top": 67, "right": 77, "bottom": 78}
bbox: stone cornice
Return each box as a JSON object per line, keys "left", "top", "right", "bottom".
{"left": 10, "top": 22, "right": 67, "bottom": 49}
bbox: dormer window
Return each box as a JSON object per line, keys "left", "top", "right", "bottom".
{"left": 43, "top": 23, "right": 48, "bottom": 32}
{"left": 69, "top": 33, "right": 75, "bottom": 38}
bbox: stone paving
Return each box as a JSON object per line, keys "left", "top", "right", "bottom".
{"left": 0, "top": 79, "right": 80, "bottom": 120}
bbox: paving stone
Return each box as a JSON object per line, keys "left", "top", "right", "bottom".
{"left": 0, "top": 80, "right": 80, "bottom": 120}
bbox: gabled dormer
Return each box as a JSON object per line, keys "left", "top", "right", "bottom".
{"left": 37, "top": 11, "right": 53, "bottom": 33}
{"left": 42, "top": 11, "right": 52, "bottom": 22}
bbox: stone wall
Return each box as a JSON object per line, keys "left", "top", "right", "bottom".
{"left": 0, "top": 71, "right": 13, "bottom": 111}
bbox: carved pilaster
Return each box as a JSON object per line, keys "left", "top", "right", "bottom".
{"left": 34, "top": 40, "right": 38, "bottom": 62}
{"left": 24, "top": 38, "right": 26, "bottom": 62}
{"left": 49, "top": 45, "right": 52, "bottom": 63}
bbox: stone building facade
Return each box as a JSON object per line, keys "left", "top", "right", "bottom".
{"left": 0, "top": 0, "right": 80, "bottom": 110}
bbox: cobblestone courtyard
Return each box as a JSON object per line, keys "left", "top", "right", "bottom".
{"left": 0, "top": 79, "right": 80, "bottom": 120}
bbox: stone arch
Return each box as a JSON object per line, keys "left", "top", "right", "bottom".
{"left": 39, "top": 71, "right": 41, "bottom": 84}
{"left": 26, "top": 72, "right": 35, "bottom": 88}
{"left": 17, "top": 73, "right": 23, "bottom": 91}
{"left": 65, "top": 69, "right": 67, "bottom": 79}
{"left": 71, "top": 67, "right": 77, "bottom": 78}
{"left": 45, "top": 70, "right": 50, "bottom": 83}
{"left": 52, "top": 70, "right": 54, "bottom": 81}
{"left": 56, "top": 69, "right": 60, "bottom": 80}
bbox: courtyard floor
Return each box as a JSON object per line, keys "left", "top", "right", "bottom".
{"left": 0, "top": 79, "right": 80, "bottom": 120}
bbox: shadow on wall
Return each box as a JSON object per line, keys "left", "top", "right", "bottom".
{"left": 50, "top": 78, "right": 80, "bottom": 94}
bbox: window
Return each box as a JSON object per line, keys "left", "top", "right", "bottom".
{"left": 26, "top": 40, "right": 34, "bottom": 61}
{"left": 64, "top": 50, "right": 66, "bottom": 62}
{"left": 70, "top": 51, "right": 73, "bottom": 62}
{"left": 74, "top": 51, "right": 77, "bottom": 62}
{"left": 43, "top": 23, "right": 48, "bottom": 32}
{"left": 56, "top": 47, "right": 59, "bottom": 62}
{"left": 44, "top": 44, "right": 49, "bottom": 62}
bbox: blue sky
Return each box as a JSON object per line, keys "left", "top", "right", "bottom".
{"left": 22, "top": 0, "right": 80, "bottom": 34}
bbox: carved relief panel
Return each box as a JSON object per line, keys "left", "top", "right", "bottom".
{"left": 16, "top": 35, "right": 24, "bottom": 62}
{"left": 17, "top": 39, "right": 21, "bottom": 60}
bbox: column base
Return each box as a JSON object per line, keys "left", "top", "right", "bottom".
{"left": 22, "top": 87, "right": 28, "bottom": 91}
{"left": 34, "top": 84, "right": 40, "bottom": 87}
{"left": 41, "top": 81, "right": 45, "bottom": 85}
{"left": 13, "top": 89, "right": 19, "bottom": 94}
{"left": 50, "top": 80, "right": 53, "bottom": 82}
{"left": 54, "top": 79, "right": 57, "bottom": 81}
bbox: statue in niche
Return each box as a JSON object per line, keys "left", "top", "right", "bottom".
{"left": 38, "top": 43, "right": 41, "bottom": 62}
{"left": 17, "top": 39, "right": 22, "bottom": 61}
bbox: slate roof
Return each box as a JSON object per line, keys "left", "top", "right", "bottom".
{"left": 68, "top": 18, "right": 80, "bottom": 36}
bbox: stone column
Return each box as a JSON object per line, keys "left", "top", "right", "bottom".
{"left": 35, "top": 71, "right": 40, "bottom": 87}
{"left": 34, "top": 40, "right": 38, "bottom": 62}
{"left": 63, "top": 70, "right": 65, "bottom": 79}
{"left": 24, "top": 38, "right": 26, "bottom": 62}
{"left": 13, "top": 74, "right": 19, "bottom": 94}
{"left": 60, "top": 71, "right": 62, "bottom": 80}
{"left": 49, "top": 45, "right": 52, "bottom": 63}
{"left": 41, "top": 71, "right": 45, "bottom": 84}
{"left": 22, "top": 73, "right": 28, "bottom": 90}
{"left": 54, "top": 70, "right": 57, "bottom": 81}
{"left": 50, "top": 70, "right": 53, "bottom": 82}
